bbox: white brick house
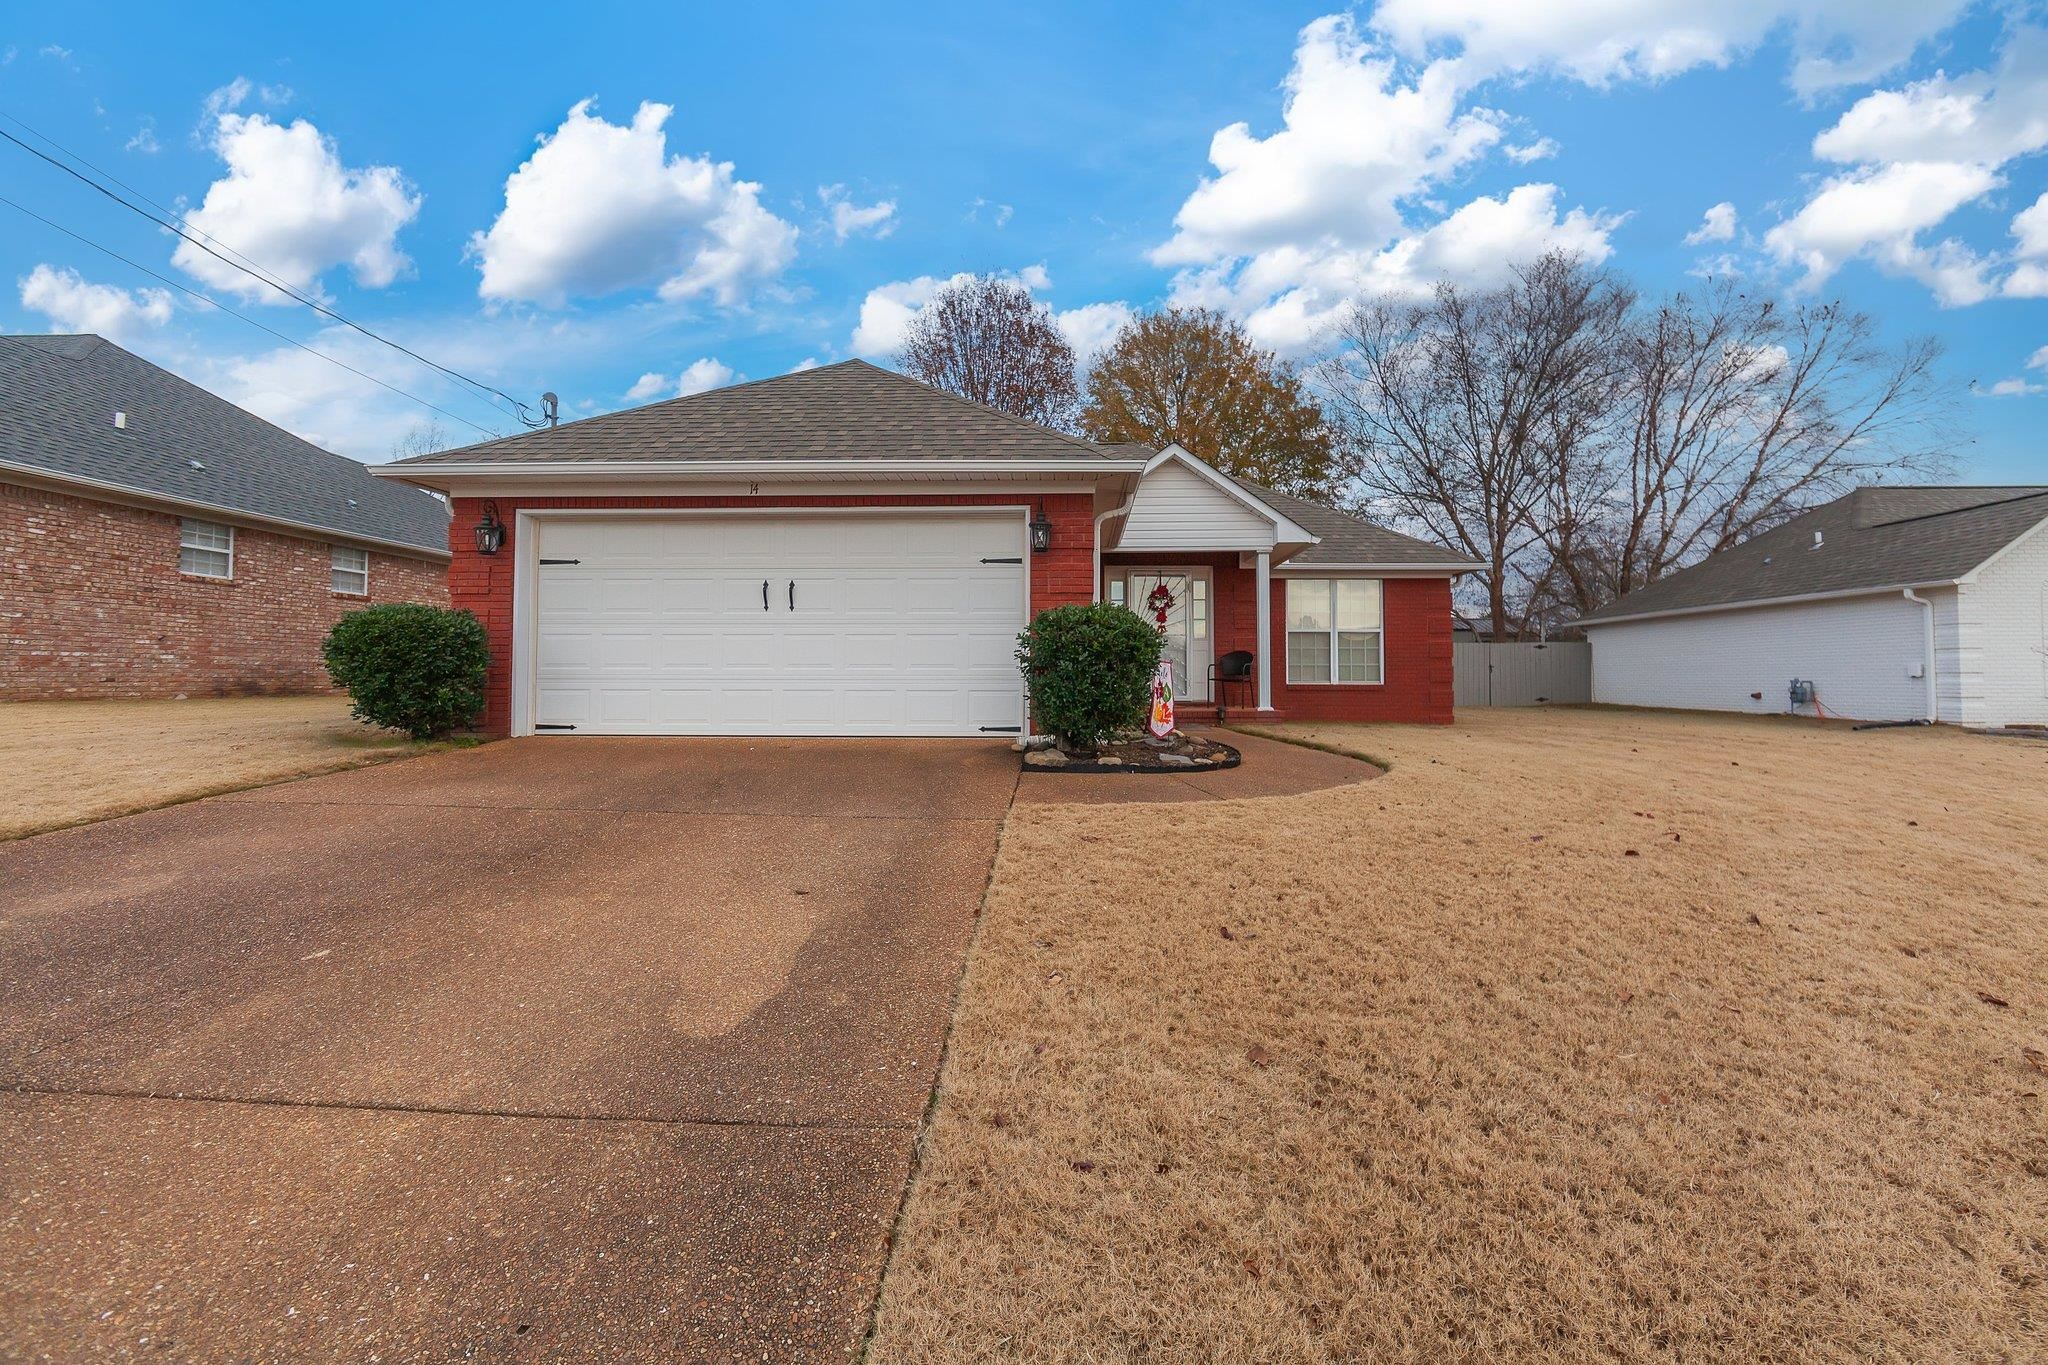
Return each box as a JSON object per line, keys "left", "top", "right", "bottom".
{"left": 1580, "top": 487, "right": 2048, "bottom": 729}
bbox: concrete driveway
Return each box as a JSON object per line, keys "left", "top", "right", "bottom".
{"left": 0, "top": 737, "right": 1019, "bottom": 1361}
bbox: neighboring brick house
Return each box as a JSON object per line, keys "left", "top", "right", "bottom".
{"left": 2, "top": 334, "right": 451, "bottom": 700}
{"left": 374, "top": 360, "right": 1476, "bottom": 738}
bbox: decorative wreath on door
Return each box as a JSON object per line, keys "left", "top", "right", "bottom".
{"left": 1145, "top": 581, "right": 1175, "bottom": 631}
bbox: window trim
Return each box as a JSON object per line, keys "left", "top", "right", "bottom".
{"left": 1284, "top": 577, "right": 1386, "bottom": 686}
{"left": 330, "top": 543, "right": 370, "bottom": 597}
{"left": 178, "top": 518, "right": 235, "bottom": 580}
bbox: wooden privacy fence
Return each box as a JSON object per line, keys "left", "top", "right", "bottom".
{"left": 1454, "top": 641, "right": 1592, "bottom": 708}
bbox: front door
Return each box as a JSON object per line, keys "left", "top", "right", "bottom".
{"left": 1125, "top": 571, "right": 1210, "bottom": 703}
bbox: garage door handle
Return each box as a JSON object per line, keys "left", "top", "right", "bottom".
{"left": 788, "top": 579, "right": 796, "bottom": 610}
{"left": 762, "top": 579, "right": 770, "bottom": 611}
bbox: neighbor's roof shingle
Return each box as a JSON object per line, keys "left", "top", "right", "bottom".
{"left": 0, "top": 334, "right": 450, "bottom": 555}
{"left": 1579, "top": 486, "right": 2048, "bottom": 624}
{"left": 394, "top": 359, "right": 1131, "bottom": 466}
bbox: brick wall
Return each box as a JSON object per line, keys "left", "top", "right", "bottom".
{"left": 447, "top": 492, "right": 1097, "bottom": 735}
{"left": 1103, "top": 551, "right": 1455, "bottom": 724}
{"left": 1271, "top": 576, "right": 1454, "bottom": 724}
{"left": 1, "top": 479, "right": 449, "bottom": 700}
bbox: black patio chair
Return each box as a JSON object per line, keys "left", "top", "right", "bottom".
{"left": 1209, "top": 650, "right": 1256, "bottom": 721}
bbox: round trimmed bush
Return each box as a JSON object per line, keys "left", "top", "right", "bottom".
{"left": 322, "top": 604, "right": 489, "bottom": 740}
{"left": 1015, "top": 602, "right": 1163, "bottom": 751}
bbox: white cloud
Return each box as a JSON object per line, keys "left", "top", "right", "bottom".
{"left": 1150, "top": 16, "right": 1619, "bottom": 354}
{"left": 468, "top": 100, "right": 796, "bottom": 309}
{"left": 1812, "top": 28, "right": 2048, "bottom": 167}
{"left": 19, "top": 264, "right": 173, "bottom": 339}
{"left": 174, "top": 108, "right": 420, "bottom": 303}
{"left": 1685, "top": 202, "right": 1738, "bottom": 245}
{"left": 1503, "top": 136, "right": 1559, "bottom": 164}
{"left": 1763, "top": 26, "right": 2048, "bottom": 305}
{"left": 1152, "top": 15, "right": 1501, "bottom": 270}
{"left": 1971, "top": 343, "right": 2048, "bottom": 398}
{"left": 1763, "top": 160, "right": 2001, "bottom": 304}
{"left": 625, "top": 357, "right": 736, "bottom": 401}
{"left": 1369, "top": 0, "right": 1970, "bottom": 97}
{"left": 819, "top": 185, "right": 897, "bottom": 241}
{"left": 852, "top": 273, "right": 960, "bottom": 357}
{"left": 38, "top": 44, "right": 75, "bottom": 68}
{"left": 789, "top": 356, "right": 821, "bottom": 373}
{"left": 200, "top": 77, "right": 251, "bottom": 125}
{"left": 125, "top": 119, "right": 159, "bottom": 155}
{"left": 2005, "top": 193, "right": 2048, "bottom": 297}
{"left": 1055, "top": 301, "right": 1135, "bottom": 362}
{"left": 968, "top": 198, "right": 1014, "bottom": 228}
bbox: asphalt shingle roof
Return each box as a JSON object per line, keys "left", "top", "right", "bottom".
{"left": 1, "top": 334, "right": 450, "bottom": 556}
{"left": 1100, "top": 439, "right": 1475, "bottom": 568}
{"left": 394, "top": 359, "right": 1130, "bottom": 465}
{"left": 1233, "top": 477, "right": 1484, "bottom": 569}
{"left": 1579, "top": 486, "right": 2048, "bottom": 624}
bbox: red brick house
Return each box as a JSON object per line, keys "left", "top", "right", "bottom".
{"left": 2, "top": 334, "right": 451, "bottom": 700}
{"left": 376, "top": 360, "right": 1475, "bottom": 738}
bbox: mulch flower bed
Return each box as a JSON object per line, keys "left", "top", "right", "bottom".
{"left": 1022, "top": 731, "right": 1241, "bottom": 774}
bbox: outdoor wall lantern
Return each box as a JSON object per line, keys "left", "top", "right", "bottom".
{"left": 1029, "top": 505, "right": 1055, "bottom": 554}
{"left": 473, "top": 501, "right": 506, "bottom": 556}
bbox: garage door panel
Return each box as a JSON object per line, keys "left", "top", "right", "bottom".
{"left": 533, "top": 513, "right": 1025, "bottom": 736}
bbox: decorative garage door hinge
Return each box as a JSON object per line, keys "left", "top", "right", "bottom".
{"left": 979, "top": 556, "right": 1023, "bottom": 564}
{"left": 979, "top": 725, "right": 1022, "bottom": 733}
{"left": 534, "top": 723, "right": 578, "bottom": 731}
{"left": 539, "top": 558, "right": 581, "bottom": 565}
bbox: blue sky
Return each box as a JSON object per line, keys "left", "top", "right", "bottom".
{"left": 3, "top": 2, "right": 2045, "bottom": 483}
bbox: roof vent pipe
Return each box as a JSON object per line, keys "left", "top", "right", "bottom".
{"left": 113, "top": 411, "right": 127, "bottom": 430}
{"left": 1812, "top": 530, "right": 1824, "bottom": 548}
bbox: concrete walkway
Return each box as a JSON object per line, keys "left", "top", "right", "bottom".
{"left": 0, "top": 738, "right": 1018, "bottom": 1362}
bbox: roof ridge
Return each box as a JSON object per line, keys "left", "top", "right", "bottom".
{"left": 1860, "top": 487, "right": 2048, "bottom": 530}
{"left": 848, "top": 359, "right": 1118, "bottom": 459}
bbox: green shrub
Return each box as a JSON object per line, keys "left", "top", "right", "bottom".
{"left": 1015, "top": 603, "right": 1163, "bottom": 750}
{"left": 322, "top": 604, "right": 489, "bottom": 740}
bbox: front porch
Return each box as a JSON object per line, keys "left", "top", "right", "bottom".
{"left": 1101, "top": 551, "right": 1276, "bottom": 723}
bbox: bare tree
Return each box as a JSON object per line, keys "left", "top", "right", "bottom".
{"left": 1320, "top": 253, "right": 1635, "bottom": 637}
{"left": 1080, "top": 307, "right": 1344, "bottom": 498}
{"left": 1549, "top": 285, "right": 1951, "bottom": 615}
{"left": 390, "top": 419, "right": 452, "bottom": 462}
{"left": 897, "top": 275, "right": 1080, "bottom": 430}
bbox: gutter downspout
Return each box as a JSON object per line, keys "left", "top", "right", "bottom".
{"left": 1903, "top": 588, "right": 1938, "bottom": 723}
{"left": 1092, "top": 492, "right": 1138, "bottom": 603}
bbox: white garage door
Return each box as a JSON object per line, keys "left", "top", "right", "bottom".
{"left": 530, "top": 511, "right": 1027, "bottom": 736}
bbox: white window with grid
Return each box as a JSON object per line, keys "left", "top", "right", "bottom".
{"left": 178, "top": 518, "right": 233, "bottom": 579}
{"left": 1285, "top": 578, "right": 1383, "bottom": 684}
{"left": 331, "top": 545, "right": 369, "bottom": 595}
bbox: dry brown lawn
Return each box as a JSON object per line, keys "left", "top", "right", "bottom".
{"left": 0, "top": 696, "right": 445, "bottom": 840}
{"left": 870, "top": 708, "right": 2048, "bottom": 1362}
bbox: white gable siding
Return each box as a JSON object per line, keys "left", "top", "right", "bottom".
{"left": 1586, "top": 591, "right": 1939, "bottom": 721}
{"left": 1116, "top": 460, "right": 1274, "bottom": 551}
{"left": 1968, "top": 518, "right": 2048, "bottom": 728}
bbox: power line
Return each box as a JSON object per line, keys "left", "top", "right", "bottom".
{"left": 0, "top": 117, "right": 546, "bottom": 429}
{"left": 0, "top": 193, "right": 502, "bottom": 440}
{"left": 0, "top": 110, "right": 298, "bottom": 305}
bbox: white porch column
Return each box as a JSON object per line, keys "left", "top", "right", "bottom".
{"left": 1255, "top": 550, "right": 1273, "bottom": 711}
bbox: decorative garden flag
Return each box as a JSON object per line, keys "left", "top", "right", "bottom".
{"left": 1149, "top": 660, "right": 1176, "bottom": 737}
